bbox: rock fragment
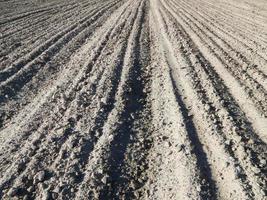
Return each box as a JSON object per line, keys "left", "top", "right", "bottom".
{"left": 34, "top": 170, "right": 46, "bottom": 184}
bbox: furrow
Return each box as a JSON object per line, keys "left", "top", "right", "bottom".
{"left": 0, "top": 0, "right": 101, "bottom": 66}
{"left": 166, "top": 0, "right": 267, "bottom": 117}
{"left": 192, "top": 0, "right": 267, "bottom": 43}
{"left": 98, "top": 1, "right": 152, "bottom": 198}
{"left": 177, "top": 0, "right": 267, "bottom": 79}
{"left": 160, "top": 0, "right": 267, "bottom": 142}
{"left": 0, "top": 1, "right": 130, "bottom": 195}
{"left": 0, "top": 0, "right": 123, "bottom": 129}
{"left": 0, "top": 0, "right": 119, "bottom": 85}
{"left": 177, "top": 0, "right": 267, "bottom": 75}
{"left": 147, "top": 3, "right": 217, "bottom": 199}
{"left": 157, "top": 0, "right": 266, "bottom": 197}
{"left": 74, "top": 1, "right": 147, "bottom": 198}
{"left": 0, "top": 1, "right": 139, "bottom": 199}
{"left": 0, "top": 0, "right": 266, "bottom": 199}
{"left": 0, "top": 7, "right": 54, "bottom": 26}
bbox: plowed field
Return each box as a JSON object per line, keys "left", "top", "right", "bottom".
{"left": 0, "top": 0, "right": 266, "bottom": 199}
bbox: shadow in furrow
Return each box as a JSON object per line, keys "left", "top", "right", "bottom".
{"left": 69, "top": 4, "right": 144, "bottom": 199}
{"left": 99, "top": 2, "right": 149, "bottom": 199}
{"left": 160, "top": 3, "right": 262, "bottom": 197}
{"left": 168, "top": 70, "right": 218, "bottom": 199}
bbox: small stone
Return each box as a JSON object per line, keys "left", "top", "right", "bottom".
{"left": 235, "top": 166, "right": 242, "bottom": 176}
{"left": 235, "top": 135, "right": 242, "bottom": 143}
{"left": 27, "top": 186, "right": 34, "bottom": 193}
{"left": 23, "top": 195, "right": 30, "bottom": 200}
{"left": 246, "top": 149, "right": 251, "bottom": 156}
{"left": 247, "top": 139, "right": 254, "bottom": 145}
{"left": 37, "top": 182, "right": 46, "bottom": 191}
{"left": 204, "top": 104, "right": 210, "bottom": 111}
{"left": 225, "top": 139, "right": 231, "bottom": 146}
{"left": 229, "top": 156, "right": 235, "bottom": 162}
{"left": 95, "top": 130, "right": 101, "bottom": 138}
{"left": 101, "top": 176, "right": 108, "bottom": 184}
{"left": 260, "top": 159, "right": 266, "bottom": 167}
{"left": 97, "top": 168, "right": 103, "bottom": 175}
{"left": 53, "top": 186, "right": 60, "bottom": 193}
{"left": 34, "top": 170, "right": 46, "bottom": 183}
{"left": 100, "top": 97, "right": 107, "bottom": 105}
{"left": 79, "top": 137, "right": 85, "bottom": 144}
{"left": 232, "top": 126, "right": 238, "bottom": 133}
{"left": 252, "top": 167, "right": 261, "bottom": 174}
